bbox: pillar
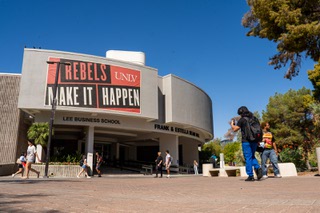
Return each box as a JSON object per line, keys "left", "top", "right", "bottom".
{"left": 85, "top": 126, "right": 94, "bottom": 175}
{"left": 159, "top": 134, "right": 178, "bottom": 165}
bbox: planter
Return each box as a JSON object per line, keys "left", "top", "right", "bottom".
{"left": 31, "top": 164, "right": 82, "bottom": 177}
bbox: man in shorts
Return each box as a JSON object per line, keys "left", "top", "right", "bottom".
{"left": 165, "top": 150, "right": 172, "bottom": 178}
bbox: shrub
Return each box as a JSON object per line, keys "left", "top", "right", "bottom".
{"left": 223, "top": 142, "right": 241, "bottom": 164}
{"left": 279, "top": 148, "right": 307, "bottom": 172}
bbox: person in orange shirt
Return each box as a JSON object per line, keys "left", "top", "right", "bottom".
{"left": 260, "top": 122, "right": 282, "bottom": 179}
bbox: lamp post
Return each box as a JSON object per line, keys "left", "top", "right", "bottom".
{"left": 44, "top": 61, "right": 71, "bottom": 178}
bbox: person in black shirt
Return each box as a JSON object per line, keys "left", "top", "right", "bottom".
{"left": 154, "top": 152, "right": 163, "bottom": 178}
{"left": 231, "top": 106, "right": 262, "bottom": 181}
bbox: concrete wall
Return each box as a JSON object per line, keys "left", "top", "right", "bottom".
{"left": 0, "top": 74, "right": 21, "bottom": 175}
{"left": 162, "top": 75, "right": 213, "bottom": 134}
{"left": 179, "top": 137, "right": 199, "bottom": 166}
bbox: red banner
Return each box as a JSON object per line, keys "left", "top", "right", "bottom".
{"left": 45, "top": 57, "right": 141, "bottom": 113}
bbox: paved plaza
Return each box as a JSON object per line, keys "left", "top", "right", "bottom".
{"left": 1, "top": 174, "right": 320, "bottom": 213}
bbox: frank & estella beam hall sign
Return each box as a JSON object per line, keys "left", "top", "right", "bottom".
{"left": 45, "top": 57, "right": 141, "bottom": 113}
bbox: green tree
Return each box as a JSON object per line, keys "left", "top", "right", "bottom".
{"left": 242, "top": 0, "right": 320, "bottom": 79}
{"left": 27, "top": 122, "right": 50, "bottom": 147}
{"left": 262, "top": 87, "right": 315, "bottom": 170}
{"left": 223, "top": 142, "right": 241, "bottom": 164}
{"left": 308, "top": 63, "right": 320, "bottom": 100}
{"left": 200, "top": 138, "right": 222, "bottom": 162}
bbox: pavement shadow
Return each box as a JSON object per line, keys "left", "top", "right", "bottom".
{"left": 0, "top": 193, "right": 62, "bottom": 213}
{"left": 0, "top": 179, "right": 78, "bottom": 184}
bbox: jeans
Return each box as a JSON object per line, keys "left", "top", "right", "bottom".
{"left": 261, "top": 149, "right": 280, "bottom": 176}
{"left": 242, "top": 141, "right": 260, "bottom": 177}
{"left": 194, "top": 166, "right": 198, "bottom": 175}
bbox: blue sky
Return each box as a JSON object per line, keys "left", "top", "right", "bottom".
{"left": 0, "top": 0, "right": 315, "bottom": 139}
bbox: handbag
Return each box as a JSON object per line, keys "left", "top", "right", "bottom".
{"left": 16, "top": 158, "right": 22, "bottom": 164}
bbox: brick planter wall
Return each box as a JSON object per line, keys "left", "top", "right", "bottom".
{"left": 30, "top": 164, "right": 83, "bottom": 178}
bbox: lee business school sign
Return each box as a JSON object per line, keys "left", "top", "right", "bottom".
{"left": 45, "top": 57, "right": 141, "bottom": 113}
{"left": 59, "top": 115, "right": 201, "bottom": 139}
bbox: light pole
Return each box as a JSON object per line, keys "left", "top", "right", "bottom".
{"left": 44, "top": 61, "right": 71, "bottom": 178}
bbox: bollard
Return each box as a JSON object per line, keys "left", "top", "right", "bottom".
{"left": 220, "top": 153, "right": 225, "bottom": 169}
{"left": 317, "top": 147, "right": 320, "bottom": 176}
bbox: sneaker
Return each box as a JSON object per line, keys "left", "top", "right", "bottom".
{"left": 12, "top": 174, "right": 15, "bottom": 178}
{"left": 261, "top": 175, "right": 268, "bottom": 180}
{"left": 245, "top": 176, "right": 255, "bottom": 181}
{"left": 274, "top": 174, "right": 282, "bottom": 178}
{"left": 98, "top": 174, "right": 101, "bottom": 177}
{"left": 87, "top": 176, "right": 91, "bottom": 178}
{"left": 255, "top": 168, "right": 263, "bottom": 180}
{"left": 77, "top": 175, "right": 80, "bottom": 178}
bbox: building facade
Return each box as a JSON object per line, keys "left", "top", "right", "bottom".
{"left": 1, "top": 48, "right": 213, "bottom": 175}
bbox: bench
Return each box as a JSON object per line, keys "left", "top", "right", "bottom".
{"left": 209, "top": 167, "right": 240, "bottom": 177}
{"left": 141, "top": 165, "right": 153, "bottom": 175}
{"left": 238, "top": 163, "right": 298, "bottom": 177}
{"left": 179, "top": 166, "right": 191, "bottom": 174}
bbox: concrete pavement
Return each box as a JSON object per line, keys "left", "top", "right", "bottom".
{"left": 0, "top": 174, "right": 320, "bottom": 213}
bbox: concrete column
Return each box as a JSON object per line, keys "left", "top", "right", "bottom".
{"left": 317, "top": 147, "right": 320, "bottom": 175}
{"left": 219, "top": 153, "right": 225, "bottom": 169}
{"left": 36, "top": 144, "right": 44, "bottom": 163}
{"left": 116, "top": 143, "right": 120, "bottom": 159}
{"left": 85, "top": 126, "right": 94, "bottom": 175}
{"left": 159, "top": 134, "right": 178, "bottom": 165}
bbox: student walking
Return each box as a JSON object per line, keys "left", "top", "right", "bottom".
{"left": 260, "top": 122, "right": 282, "bottom": 179}
{"left": 231, "top": 106, "right": 262, "bottom": 181}
{"left": 12, "top": 152, "right": 26, "bottom": 178}
{"left": 22, "top": 140, "right": 40, "bottom": 179}
{"left": 165, "top": 150, "right": 172, "bottom": 178}
{"left": 95, "top": 152, "right": 103, "bottom": 177}
{"left": 77, "top": 155, "right": 91, "bottom": 178}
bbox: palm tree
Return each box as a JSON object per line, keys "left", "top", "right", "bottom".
{"left": 27, "top": 122, "right": 51, "bottom": 162}
{"left": 27, "top": 122, "right": 50, "bottom": 147}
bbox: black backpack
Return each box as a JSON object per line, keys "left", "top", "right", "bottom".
{"left": 244, "top": 116, "right": 263, "bottom": 142}
{"left": 79, "top": 159, "right": 84, "bottom": 167}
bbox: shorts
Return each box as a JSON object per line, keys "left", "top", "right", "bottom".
{"left": 18, "top": 164, "right": 23, "bottom": 169}
{"left": 81, "top": 165, "right": 87, "bottom": 169}
{"left": 166, "top": 163, "right": 171, "bottom": 170}
{"left": 96, "top": 163, "right": 101, "bottom": 170}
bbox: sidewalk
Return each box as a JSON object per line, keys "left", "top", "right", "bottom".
{"left": 1, "top": 174, "right": 320, "bottom": 213}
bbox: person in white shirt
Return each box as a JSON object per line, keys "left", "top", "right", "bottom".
{"left": 22, "top": 140, "right": 40, "bottom": 179}
{"left": 165, "top": 150, "right": 172, "bottom": 178}
{"left": 193, "top": 160, "right": 199, "bottom": 175}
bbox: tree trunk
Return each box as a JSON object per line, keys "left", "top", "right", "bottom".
{"left": 305, "top": 150, "right": 312, "bottom": 170}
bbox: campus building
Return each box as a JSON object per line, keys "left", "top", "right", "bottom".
{"left": 0, "top": 48, "right": 213, "bottom": 175}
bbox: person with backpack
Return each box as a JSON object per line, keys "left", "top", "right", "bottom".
{"left": 77, "top": 155, "right": 91, "bottom": 178}
{"left": 260, "top": 122, "right": 282, "bottom": 179}
{"left": 231, "top": 106, "right": 263, "bottom": 181}
{"left": 165, "top": 150, "right": 172, "bottom": 178}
